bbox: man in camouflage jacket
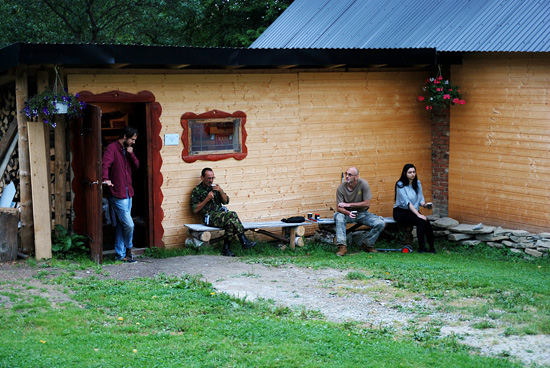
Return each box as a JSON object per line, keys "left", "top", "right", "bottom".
{"left": 191, "top": 167, "right": 256, "bottom": 256}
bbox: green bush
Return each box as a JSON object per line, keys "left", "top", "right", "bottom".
{"left": 51, "top": 224, "right": 88, "bottom": 256}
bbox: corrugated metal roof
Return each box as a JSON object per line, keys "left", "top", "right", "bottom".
{"left": 251, "top": 0, "right": 550, "bottom": 52}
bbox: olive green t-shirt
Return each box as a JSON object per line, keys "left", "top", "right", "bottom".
{"left": 336, "top": 178, "right": 372, "bottom": 211}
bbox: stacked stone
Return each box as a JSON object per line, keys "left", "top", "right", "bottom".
{"left": 429, "top": 216, "right": 550, "bottom": 258}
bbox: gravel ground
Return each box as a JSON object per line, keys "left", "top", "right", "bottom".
{"left": 1, "top": 255, "right": 549, "bottom": 367}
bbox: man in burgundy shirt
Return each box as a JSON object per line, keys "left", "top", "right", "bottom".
{"left": 102, "top": 126, "right": 140, "bottom": 262}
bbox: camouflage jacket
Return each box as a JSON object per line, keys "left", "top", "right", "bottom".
{"left": 190, "top": 182, "right": 230, "bottom": 215}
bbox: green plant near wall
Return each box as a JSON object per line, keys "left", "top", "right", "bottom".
{"left": 51, "top": 224, "right": 88, "bottom": 256}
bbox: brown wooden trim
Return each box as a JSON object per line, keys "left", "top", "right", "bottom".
{"left": 70, "top": 119, "right": 84, "bottom": 235}
{"left": 150, "top": 102, "right": 164, "bottom": 247}
{"left": 73, "top": 90, "right": 164, "bottom": 249}
{"left": 78, "top": 90, "right": 156, "bottom": 103}
{"left": 180, "top": 109, "right": 248, "bottom": 163}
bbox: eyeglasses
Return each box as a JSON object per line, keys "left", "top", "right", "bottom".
{"left": 345, "top": 173, "right": 356, "bottom": 177}
{"left": 205, "top": 176, "right": 215, "bottom": 180}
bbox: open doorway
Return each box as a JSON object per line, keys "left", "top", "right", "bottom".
{"left": 71, "top": 90, "right": 164, "bottom": 263}
{"left": 97, "top": 102, "right": 149, "bottom": 251}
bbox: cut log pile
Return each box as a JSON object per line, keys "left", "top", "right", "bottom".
{"left": 0, "top": 88, "right": 19, "bottom": 201}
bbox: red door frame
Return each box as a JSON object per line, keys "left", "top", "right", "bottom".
{"left": 71, "top": 90, "right": 164, "bottom": 260}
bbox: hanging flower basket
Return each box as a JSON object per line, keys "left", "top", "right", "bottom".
{"left": 23, "top": 88, "right": 86, "bottom": 128}
{"left": 418, "top": 75, "right": 465, "bottom": 112}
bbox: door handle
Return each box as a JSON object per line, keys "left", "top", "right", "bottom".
{"left": 83, "top": 180, "right": 99, "bottom": 186}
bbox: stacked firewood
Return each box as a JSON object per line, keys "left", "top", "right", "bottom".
{"left": 0, "top": 88, "right": 19, "bottom": 201}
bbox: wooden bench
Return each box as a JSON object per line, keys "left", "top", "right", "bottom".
{"left": 185, "top": 221, "right": 312, "bottom": 250}
{"left": 313, "top": 217, "right": 413, "bottom": 244}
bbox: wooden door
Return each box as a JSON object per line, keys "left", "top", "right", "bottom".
{"left": 78, "top": 105, "right": 103, "bottom": 263}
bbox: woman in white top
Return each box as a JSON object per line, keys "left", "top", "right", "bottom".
{"left": 393, "top": 164, "right": 435, "bottom": 253}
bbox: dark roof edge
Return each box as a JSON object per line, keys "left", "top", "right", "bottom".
{"left": 0, "top": 43, "right": 438, "bottom": 72}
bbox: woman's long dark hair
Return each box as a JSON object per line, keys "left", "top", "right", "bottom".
{"left": 394, "top": 163, "right": 419, "bottom": 200}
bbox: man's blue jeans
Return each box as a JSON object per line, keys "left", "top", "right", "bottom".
{"left": 334, "top": 211, "right": 385, "bottom": 247}
{"left": 109, "top": 194, "right": 135, "bottom": 260}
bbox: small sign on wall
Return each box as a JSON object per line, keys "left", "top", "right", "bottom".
{"left": 164, "top": 134, "right": 180, "bottom": 146}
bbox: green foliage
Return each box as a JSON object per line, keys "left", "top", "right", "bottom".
{"left": 51, "top": 224, "right": 88, "bottom": 257}
{"left": 23, "top": 88, "right": 86, "bottom": 127}
{"left": 418, "top": 75, "right": 465, "bottom": 112}
{"left": 0, "top": 0, "right": 293, "bottom": 48}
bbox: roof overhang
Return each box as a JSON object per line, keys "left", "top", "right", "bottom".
{"left": 0, "top": 43, "right": 438, "bottom": 73}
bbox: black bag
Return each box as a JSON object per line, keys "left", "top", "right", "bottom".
{"left": 281, "top": 216, "right": 305, "bottom": 223}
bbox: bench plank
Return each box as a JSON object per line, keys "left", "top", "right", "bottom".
{"left": 184, "top": 221, "right": 311, "bottom": 249}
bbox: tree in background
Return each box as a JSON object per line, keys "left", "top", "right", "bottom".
{"left": 0, "top": 0, "right": 292, "bottom": 48}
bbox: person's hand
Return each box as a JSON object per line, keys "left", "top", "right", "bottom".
{"left": 103, "top": 180, "right": 114, "bottom": 187}
{"left": 126, "top": 146, "right": 133, "bottom": 154}
{"left": 206, "top": 191, "right": 215, "bottom": 201}
{"left": 212, "top": 184, "right": 222, "bottom": 192}
{"left": 418, "top": 214, "right": 427, "bottom": 221}
{"left": 338, "top": 202, "right": 349, "bottom": 208}
{"left": 349, "top": 211, "right": 357, "bottom": 219}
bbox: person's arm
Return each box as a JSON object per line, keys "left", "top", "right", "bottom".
{"left": 101, "top": 144, "right": 115, "bottom": 187}
{"left": 126, "top": 146, "right": 140, "bottom": 170}
{"left": 409, "top": 202, "right": 427, "bottom": 220}
{"left": 212, "top": 184, "right": 229, "bottom": 204}
{"left": 192, "top": 191, "right": 215, "bottom": 214}
{"left": 418, "top": 180, "right": 426, "bottom": 208}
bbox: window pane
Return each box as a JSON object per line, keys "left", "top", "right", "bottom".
{"left": 189, "top": 119, "right": 241, "bottom": 154}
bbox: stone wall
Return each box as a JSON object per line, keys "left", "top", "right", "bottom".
{"left": 429, "top": 216, "right": 550, "bottom": 258}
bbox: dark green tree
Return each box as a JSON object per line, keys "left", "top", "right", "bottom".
{"left": 0, "top": 0, "right": 293, "bottom": 48}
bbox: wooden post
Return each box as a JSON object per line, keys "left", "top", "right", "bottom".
{"left": 54, "top": 114, "right": 67, "bottom": 228}
{"left": 15, "top": 66, "right": 34, "bottom": 254}
{"left": 36, "top": 71, "right": 52, "bottom": 225}
{"left": 28, "top": 120, "right": 52, "bottom": 259}
{"left": 0, "top": 208, "right": 19, "bottom": 262}
{"left": 27, "top": 70, "right": 52, "bottom": 260}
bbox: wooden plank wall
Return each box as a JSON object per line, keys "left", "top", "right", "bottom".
{"left": 68, "top": 70, "right": 432, "bottom": 248}
{"left": 450, "top": 53, "right": 550, "bottom": 232}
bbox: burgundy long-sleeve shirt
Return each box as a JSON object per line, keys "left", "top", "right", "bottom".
{"left": 102, "top": 140, "right": 140, "bottom": 199}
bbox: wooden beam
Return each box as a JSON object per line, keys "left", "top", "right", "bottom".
{"left": 28, "top": 120, "right": 52, "bottom": 259}
{"left": 108, "top": 63, "right": 131, "bottom": 69}
{"left": 15, "top": 66, "right": 34, "bottom": 254}
{"left": 54, "top": 114, "right": 67, "bottom": 228}
{"left": 0, "top": 120, "right": 17, "bottom": 163}
{"left": 169, "top": 64, "right": 191, "bottom": 69}
{"left": 0, "top": 73, "right": 15, "bottom": 87}
{"left": 54, "top": 67, "right": 67, "bottom": 228}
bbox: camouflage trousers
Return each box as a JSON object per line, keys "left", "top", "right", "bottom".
{"left": 208, "top": 211, "right": 245, "bottom": 238}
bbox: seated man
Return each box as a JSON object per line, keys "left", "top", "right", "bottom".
{"left": 333, "top": 167, "right": 385, "bottom": 256}
{"left": 190, "top": 167, "right": 256, "bottom": 257}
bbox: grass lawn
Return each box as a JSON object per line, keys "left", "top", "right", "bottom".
{"left": 1, "top": 239, "right": 548, "bottom": 367}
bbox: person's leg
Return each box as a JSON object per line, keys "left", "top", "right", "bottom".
{"left": 356, "top": 212, "right": 385, "bottom": 248}
{"left": 333, "top": 212, "right": 356, "bottom": 256}
{"left": 393, "top": 207, "right": 427, "bottom": 252}
{"left": 110, "top": 196, "right": 135, "bottom": 260}
{"left": 425, "top": 219, "right": 436, "bottom": 252}
{"left": 334, "top": 212, "right": 354, "bottom": 245}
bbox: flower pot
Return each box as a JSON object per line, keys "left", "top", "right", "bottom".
{"left": 54, "top": 101, "right": 68, "bottom": 114}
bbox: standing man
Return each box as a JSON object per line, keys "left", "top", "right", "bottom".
{"left": 102, "top": 126, "right": 139, "bottom": 263}
{"left": 191, "top": 168, "right": 256, "bottom": 257}
{"left": 334, "top": 167, "right": 385, "bottom": 256}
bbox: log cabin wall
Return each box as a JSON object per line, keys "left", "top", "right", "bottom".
{"left": 450, "top": 53, "right": 550, "bottom": 233}
{"left": 67, "top": 70, "right": 432, "bottom": 248}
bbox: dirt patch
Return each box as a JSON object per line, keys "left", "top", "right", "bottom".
{"left": 1, "top": 255, "right": 549, "bottom": 367}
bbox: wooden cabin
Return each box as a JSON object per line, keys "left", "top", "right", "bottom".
{"left": 252, "top": 0, "right": 550, "bottom": 233}
{"left": 1, "top": 1, "right": 548, "bottom": 262}
{"left": 0, "top": 44, "right": 439, "bottom": 261}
